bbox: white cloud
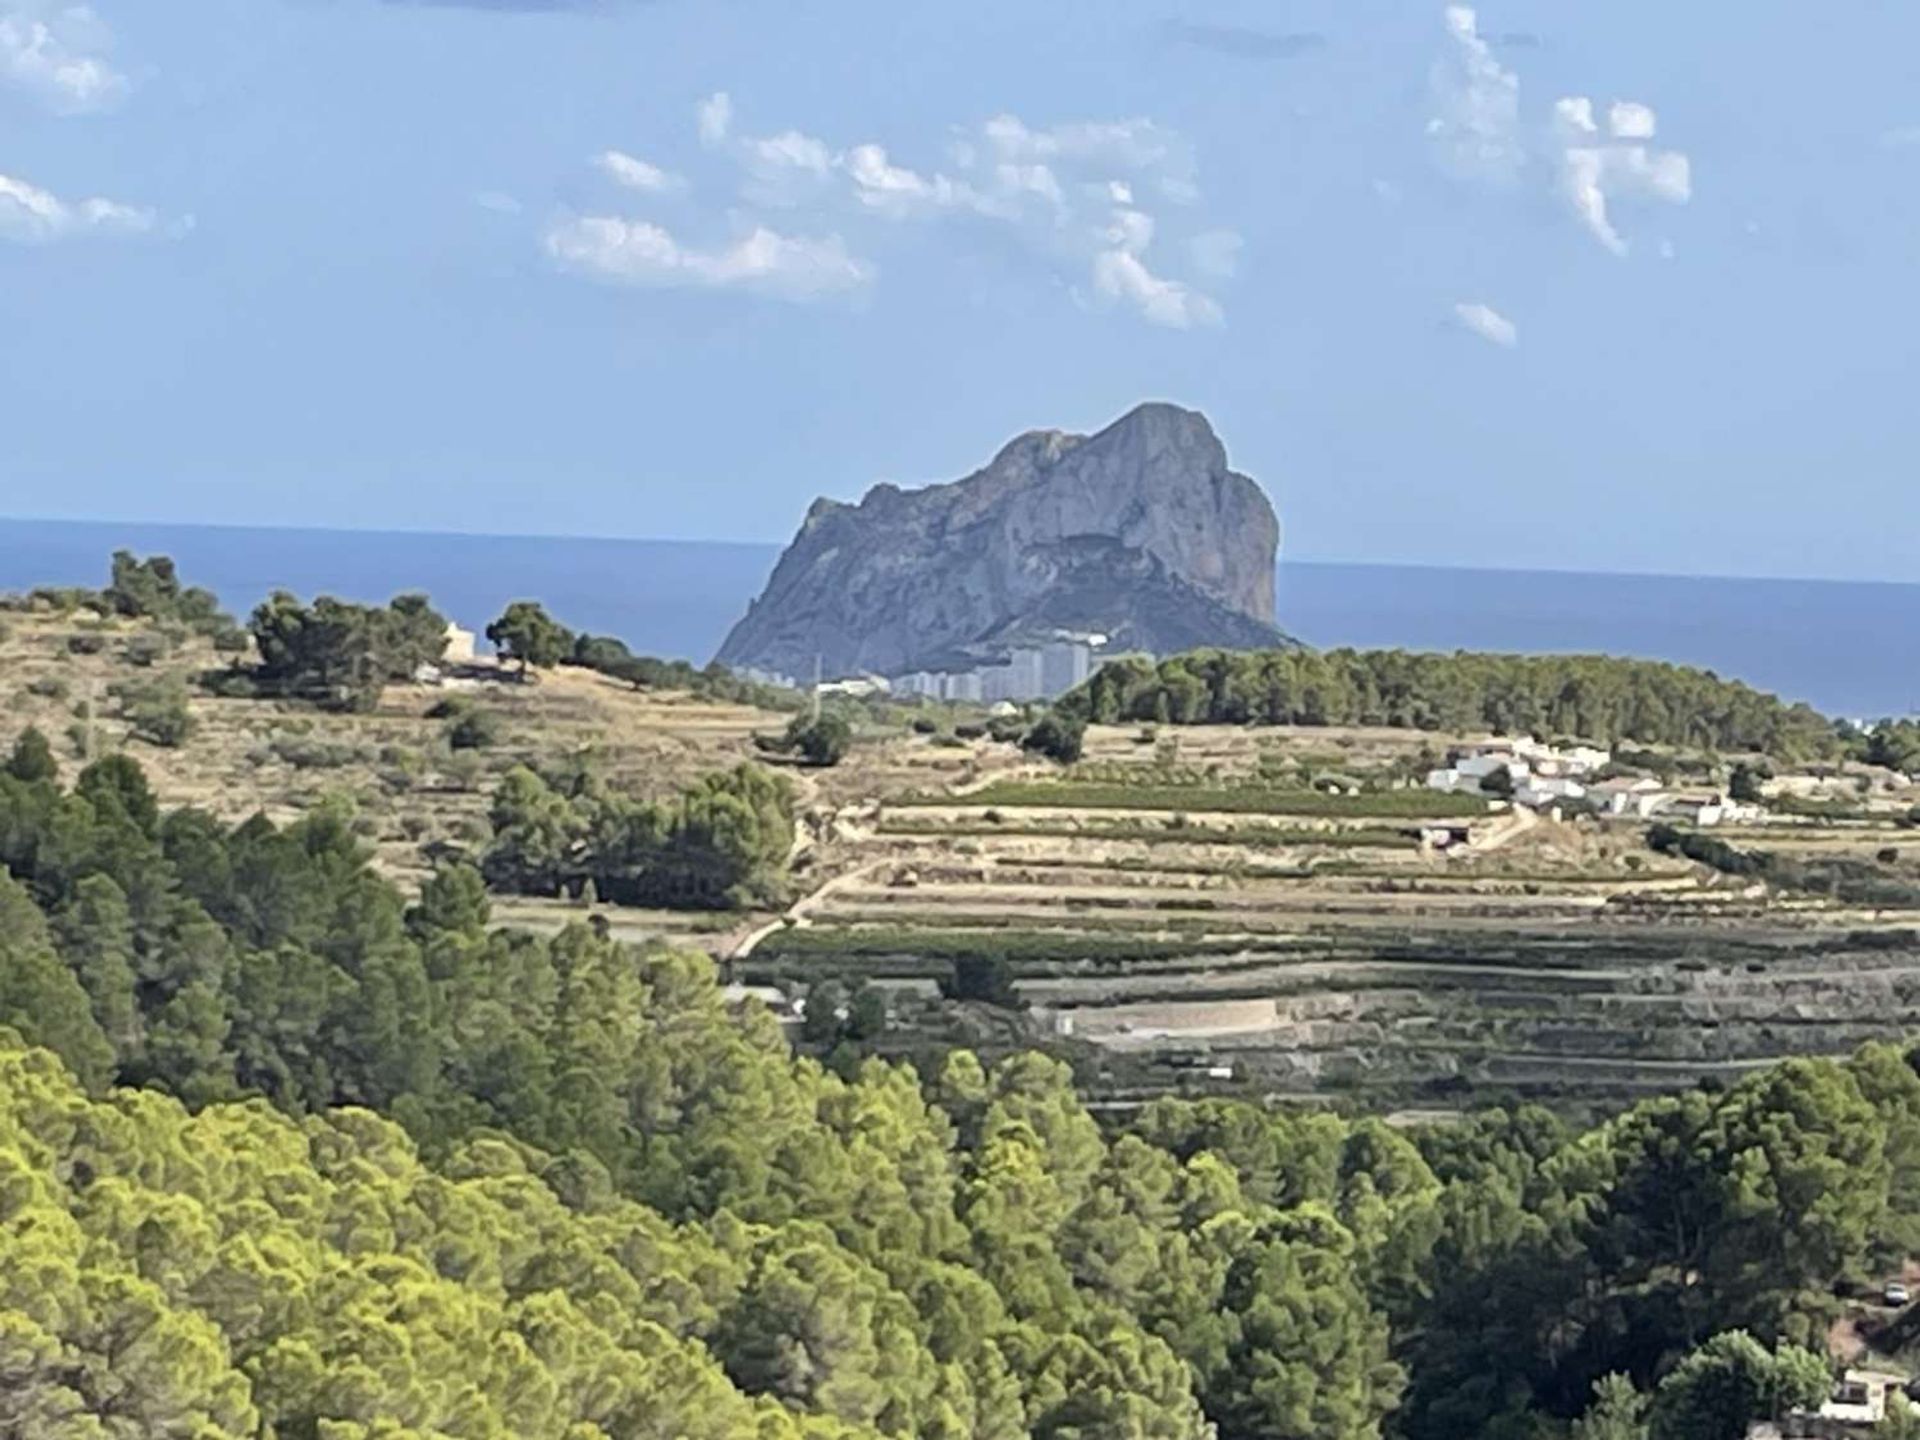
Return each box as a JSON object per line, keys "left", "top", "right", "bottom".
{"left": 736, "top": 127, "right": 838, "bottom": 205}
{"left": 474, "top": 190, "right": 523, "bottom": 215}
{"left": 0, "top": 5, "right": 127, "bottom": 114}
{"left": 1431, "top": 10, "right": 1691, "bottom": 259}
{"left": 1453, "top": 300, "right": 1517, "bottom": 347}
{"left": 980, "top": 113, "right": 1183, "bottom": 175}
{"left": 1428, "top": 5, "right": 1523, "bottom": 182}
{"left": 1091, "top": 248, "right": 1221, "bottom": 329}
{"left": 597, "top": 150, "right": 681, "bottom": 193}
{"left": 1088, "top": 203, "right": 1221, "bottom": 328}
{"left": 696, "top": 91, "right": 733, "bottom": 147}
{"left": 989, "top": 161, "right": 1064, "bottom": 212}
{"left": 1555, "top": 99, "right": 1691, "bottom": 257}
{"left": 1553, "top": 96, "right": 1598, "bottom": 137}
{"left": 843, "top": 143, "right": 980, "bottom": 218}
{"left": 555, "top": 96, "right": 1227, "bottom": 324}
{"left": 744, "top": 129, "right": 833, "bottom": 176}
{"left": 1609, "top": 101, "right": 1657, "bottom": 140}
{"left": 0, "top": 170, "right": 155, "bottom": 243}
{"left": 544, "top": 215, "right": 871, "bottom": 300}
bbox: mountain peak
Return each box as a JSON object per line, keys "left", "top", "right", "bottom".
{"left": 716, "top": 405, "right": 1283, "bottom": 679}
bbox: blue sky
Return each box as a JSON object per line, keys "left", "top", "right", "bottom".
{"left": 2, "top": 0, "right": 1916, "bottom": 582}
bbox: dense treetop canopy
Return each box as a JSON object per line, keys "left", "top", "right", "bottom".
{"left": 1064, "top": 649, "right": 1843, "bottom": 759}
{"left": 1, "top": 747, "right": 1919, "bottom": 1436}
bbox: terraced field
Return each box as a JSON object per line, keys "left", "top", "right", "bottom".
{"left": 740, "top": 722, "right": 1920, "bottom": 1110}
{"left": 10, "top": 600, "right": 1919, "bottom": 1113}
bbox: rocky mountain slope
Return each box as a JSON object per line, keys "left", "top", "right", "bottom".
{"left": 717, "top": 402, "right": 1285, "bottom": 679}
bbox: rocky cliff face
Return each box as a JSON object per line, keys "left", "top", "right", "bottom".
{"left": 716, "top": 402, "right": 1284, "bottom": 679}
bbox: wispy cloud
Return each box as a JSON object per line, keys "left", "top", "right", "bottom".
{"left": 975, "top": 112, "right": 1198, "bottom": 203}
{"left": 1429, "top": 8, "right": 1691, "bottom": 258}
{"left": 0, "top": 170, "right": 159, "bottom": 243}
{"left": 842, "top": 143, "right": 982, "bottom": 219}
{"left": 0, "top": 4, "right": 128, "bottom": 114}
{"left": 1427, "top": 5, "right": 1522, "bottom": 183}
{"left": 1091, "top": 233, "right": 1221, "bottom": 329}
{"left": 1453, "top": 300, "right": 1517, "bottom": 348}
{"left": 697, "top": 91, "right": 733, "bottom": 148}
{"left": 580, "top": 94, "right": 1230, "bottom": 325}
{"left": 1162, "top": 22, "right": 1326, "bottom": 60}
{"left": 596, "top": 150, "right": 681, "bottom": 193}
{"left": 545, "top": 217, "right": 871, "bottom": 300}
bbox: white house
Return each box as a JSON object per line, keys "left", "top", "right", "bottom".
{"left": 1589, "top": 776, "right": 1667, "bottom": 818}
{"left": 1659, "top": 792, "right": 1765, "bottom": 828}
{"left": 1748, "top": 1368, "right": 1912, "bottom": 1436}
{"left": 443, "top": 622, "right": 477, "bottom": 664}
{"left": 1455, "top": 753, "right": 1519, "bottom": 780}
{"left": 1515, "top": 776, "right": 1587, "bottom": 809}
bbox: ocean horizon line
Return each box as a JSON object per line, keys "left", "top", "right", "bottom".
{"left": 3, "top": 513, "right": 1916, "bottom": 594}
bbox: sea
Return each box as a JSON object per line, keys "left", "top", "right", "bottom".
{"left": 2, "top": 516, "right": 1914, "bottom": 721}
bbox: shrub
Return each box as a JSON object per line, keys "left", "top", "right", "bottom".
{"left": 440, "top": 752, "right": 485, "bottom": 791}
{"left": 379, "top": 744, "right": 426, "bottom": 776}
{"left": 778, "top": 713, "right": 853, "bottom": 767}
{"left": 954, "top": 723, "right": 987, "bottom": 741}
{"left": 26, "top": 677, "right": 69, "bottom": 701}
{"left": 447, "top": 709, "right": 503, "bottom": 751}
{"left": 986, "top": 715, "right": 1026, "bottom": 744}
{"left": 939, "top": 954, "right": 1025, "bottom": 1008}
{"left": 1021, "top": 711, "right": 1086, "bottom": 764}
{"left": 66, "top": 633, "right": 105, "bottom": 656}
{"left": 911, "top": 717, "right": 939, "bottom": 735}
{"left": 198, "top": 669, "right": 268, "bottom": 700}
{"left": 262, "top": 733, "right": 364, "bottom": 770}
{"left": 1728, "top": 760, "right": 1770, "bottom": 803}
{"left": 122, "top": 633, "right": 169, "bottom": 668}
{"left": 6, "top": 726, "right": 57, "bottom": 782}
{"left": 117, "top": 675, "right": 194, "bottom": 748}
{"left": 211, "top": 625, "right": 252, "bottom": 657}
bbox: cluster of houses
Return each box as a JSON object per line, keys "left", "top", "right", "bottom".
{"left": 747, "top": 635, "right": 1104, "bottom": 706}
{"left": 1426, "top": 738, "right": 1766, "bottom": 827}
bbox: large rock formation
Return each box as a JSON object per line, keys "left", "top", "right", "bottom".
{"left": 716, "top": 402, "right": 1285, "bottom": 680}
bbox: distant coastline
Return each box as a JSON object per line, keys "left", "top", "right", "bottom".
{"left": 2, "top": 516, "right": 1915, "bottom": 718}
